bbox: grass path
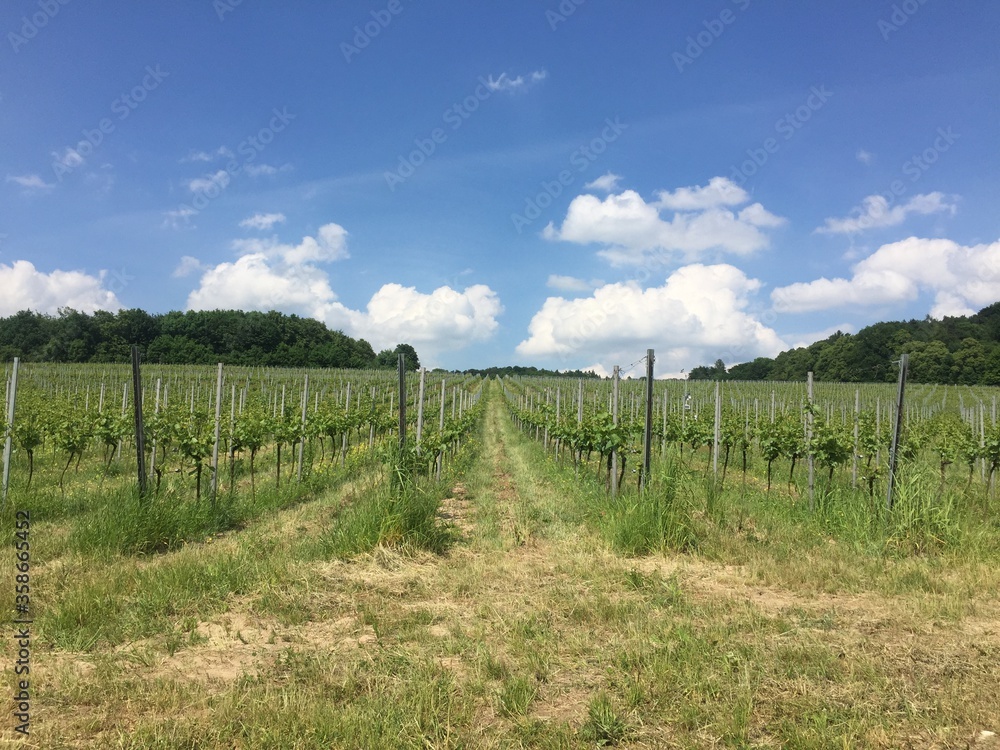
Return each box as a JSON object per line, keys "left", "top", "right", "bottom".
{"left": 2, "top": 382, "right": 999, "bottom": 748}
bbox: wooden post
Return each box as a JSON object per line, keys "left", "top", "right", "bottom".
{"left": 210, "top": 363, "right": 224, "bottom": 501}
{"left": 416, "top": 368, "right": 426, "bottom": 454}
{"left": 611, "top": 366, "right": 620, "bottom": 497}
{"left": 807, "top": 372, "right": 815, "bottom": 511}
{"left": 713, "top": 381, "right": 721, "bottom": 477}
{"left": 852, "top": 388, "right": 859, "bottom": 489}
{"left": 886, "top": 354, "right": 909, "bottom": 511}
{"left": 436, "top": 378, "right": 445, "bottom": 481}
{"left": 297, "top": 374, "right": 308, "bottom": 483}
{"left": 642, "top": 349, "right": 655, "bottom": 492}
{"left": 150, "top": 378, "right": 162, "bottom": 479}
{"left": 131, "top": 347, "right": 148, "bottom": 497}
{"left": 1, "top": 358, "right": 19, "bottom": 507}
{"left": 398, "top": 354, "right": 407, "bottom": 451}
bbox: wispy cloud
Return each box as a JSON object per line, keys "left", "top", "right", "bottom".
{"left": 182, "top": 146, "right": 234, "bottom": 163}
{"left": 240, "top": 212, "right": 287, "bottom": 231}
{"left": 6, "top": 174, "right": 55, "bottom": 193}
{"left": 816, "top": 192, "right": 958, "bottom": 234}
{"left": 187, "top": 170, "right": 231, "bottom": 194}
{"left": 584, "top": 172, "right": 622, "bottom": 192}
{"left": 486, "top": 69, "right": 548, "bottom": 93}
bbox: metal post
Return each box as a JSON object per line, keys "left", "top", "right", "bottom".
{"left": 2, "top": 358, "right": 19, "bottom": 507}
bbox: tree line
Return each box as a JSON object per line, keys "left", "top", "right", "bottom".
{"left": 688, "top": 302, "right": 1000, "bottom": 384}
{"left": 0, "top": 308, "right": 421, "bottom": 370}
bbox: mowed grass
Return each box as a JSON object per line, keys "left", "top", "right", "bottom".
{"left": 1, "top": 382, "right": 999, "bottom": 748}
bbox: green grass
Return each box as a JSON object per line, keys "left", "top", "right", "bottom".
{"left": 2, "top": 380, "right": 999, "bottom": 748}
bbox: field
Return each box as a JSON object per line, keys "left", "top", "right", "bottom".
{"left": 1, "top": 364, "right": 999, "bottom": 748}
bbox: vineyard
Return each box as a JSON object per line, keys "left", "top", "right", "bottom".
{"left": 1, "top": 360, "right": 484, "bottom": 554}
{"left": 503, "top": 370, "right": 1000, "bottom": 551}
{"left": 2, "top": 360, "right": 999, "bottom": 747}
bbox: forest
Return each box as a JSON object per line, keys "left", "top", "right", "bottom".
{"left": 688, "top": 302, "right": 1000, "bottom": 384}
{"left": 0, "top": 308, "right": 420, "bottom": 370}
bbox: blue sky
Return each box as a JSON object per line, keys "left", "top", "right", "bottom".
{"left": 2, "top": 1, "right": 999, "bottom": 375}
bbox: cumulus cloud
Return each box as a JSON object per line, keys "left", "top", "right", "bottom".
{"left": 655, "top": 176, "right": 748, "bottom": 211}
{"left": 6, "top": 174, "right": 55, "bottom": 192}
{"left": 584, "top": 172, "right": 622, "bottom": 192}
{"left": 771, "top": 237, "right": 1000, "bottom": 319}
{"left": 544, "top": 177, "right": 785, "bottom": 266}
{"left": 816, "top": 192, "right": 958, "bottom": 234}
{"left": 856, "top": 149, "right": 873, "bottom": 165}
{"left": 240, "top": 212, "right": 287, "bottom": 231}
{"left": 344, "top": 284, "right": 503, "bottom": 355}
{"left": 172, "top": 255, "right": 206, "bottom": 278}
{"left": 0, "top": 260, "right": 121, "bottom": 316}
{"left": 518, "top": 263, "right": 784, "bottom": 376}
{"left": 184, "top": 223, "right": 502, "bottom": 364}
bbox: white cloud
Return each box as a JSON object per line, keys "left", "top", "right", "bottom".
{"left": 187, "top": 170, "right": 231, "bottom": 194}
{"left": 228, "top": 223, "right": 349, "bottom": 265}
{"left": 856, "top": 149, "right": 873, "bottom": 165}
{"left": 816, "top": 191, "right": 958, "bottom": 234}
{"left": 584, "top": 172, "right": 622, "bottom": 192}
{"left": 187, "top": 253, "right": 341, "bottom": 317}
{"left": 240, "top": 212, "right": 287, "bottom": 231}
{"left": 544, "top": 178, "right": 786, "bottom": 266}
{"left": 486, "top": 69, "right": 547, "bottom": 92}
{"left": 771, "top": 236, "right": 1000, "bottom": 319}
{"left": 518, "top": 263, "right": 784, "bottom": 376}
{"left": 162, "top": 206, "right": 198, "bottom": 229}
{"left": 546, "top": 275, "right": 603, "bottom": 293}
{"left": 183, "top": 224, "right": 502, "bottom": 364}
{"left": 655, "top": 176, "right": 749, "bottom": 211}
{"left": 0, "top": 260, "right": 121, "bottom": 316}
{"left": 347, "top": 283, "right": 503, "bottom": 356}
{"left": 6, "top": 174, "right": 55, "bottom": 192}
{"left": 172, "top": 255, "right": 206, "bottom": 278}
